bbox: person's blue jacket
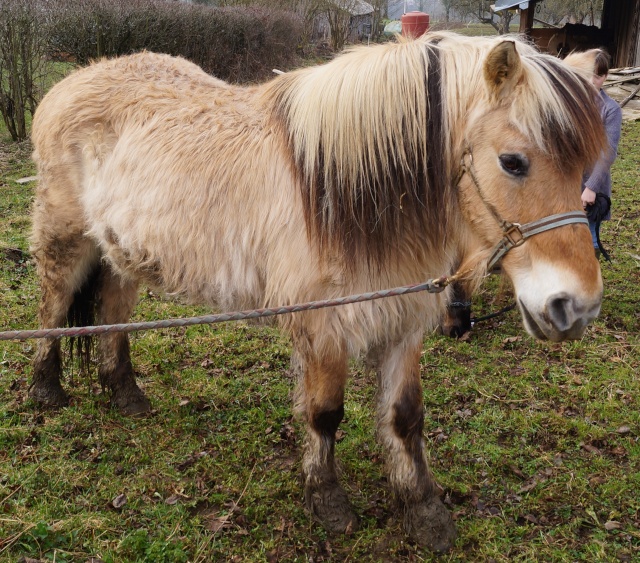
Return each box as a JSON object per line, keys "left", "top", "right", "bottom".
{"left": 582, "top": 89, "right": 623, "bottom": 221}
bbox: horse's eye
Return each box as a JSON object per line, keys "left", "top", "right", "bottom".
{"left": 499, "top": 154, "right": 529, "bottom": 177}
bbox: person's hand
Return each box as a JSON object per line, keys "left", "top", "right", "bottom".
{"left": 581, "top": 187, "right": 596, "bottom": 208}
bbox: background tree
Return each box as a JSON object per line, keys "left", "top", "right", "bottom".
{"left": 368, "top": 0, "right": 386, "bottom": 41}
{"left": 0, "top": 0, "right": 53, "bottom": 141}
{"left": 194, "top": 0, "right": 300, "bottom": 6}
{"left": 451, "top": 0, "right": 604, "bottom": 30}
{"left": 537, "top": 0, "right": 604, "bottom": 26}
{"left": 481, "top": 4, "right": 514, "bottom": 34}
{"left": 322, "top": 0, "right": 354, "bottom": 51}
{"left": 441, "top": 0, "right": 454, "bottom": 22}
{"left": 446, "top": 0, "right": 513, "bottom": 33}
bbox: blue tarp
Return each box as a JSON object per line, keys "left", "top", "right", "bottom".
{"left": 383, "top": 20, "right": 403, "bottom": 36}
{"left": 494, "top": 0, "right": 529, "bottom": 10}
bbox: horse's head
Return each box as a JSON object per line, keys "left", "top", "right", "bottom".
{"left": 457, "top": 40, "right": 605, "bottom": 342}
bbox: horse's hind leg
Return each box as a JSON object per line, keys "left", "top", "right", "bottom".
{"left": 95, "top": 266, "right": 150, "bottom": 415}
{"left": 371, "top": 331, "right": 457, "bottom": 552}
{"left": 293, "top": 333, "right": 358, "bottom": 534}
{"left": 30, "top": 233, "right": 99, "bottom": 407}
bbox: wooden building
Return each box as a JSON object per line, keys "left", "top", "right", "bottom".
{"left": 494, "top": 0, "right": 640, "bottom": 68}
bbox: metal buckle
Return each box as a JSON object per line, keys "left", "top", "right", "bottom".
{"left": 503, "top": 223, "right": 525, "bottom": 247}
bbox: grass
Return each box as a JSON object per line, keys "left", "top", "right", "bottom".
{"left": 433, "top": 22, "right": 499, "bottom": 37}
{"left": 1, "top": 106, "right": 640, "bottom": 561}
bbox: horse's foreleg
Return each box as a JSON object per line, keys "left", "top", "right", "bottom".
{"left": 293, "top": 336, "right": 358, "bottom": 534}
{"left": 374, "top": 331, "right": 457, "bottom": 552}
{"left": 96, "top": 267, "right": 150, "bottom": 415}
{"left": 440, "top": 280, "right": 472, "bottom": 338}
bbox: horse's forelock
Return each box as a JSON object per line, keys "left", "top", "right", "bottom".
{"left": 535, "top": 57, "right": 605, "bottom": 167}
{"left": 508, "top": 53, "right": 605, "bottom": 169}
{"left": 433, "top": 34, "right": 604, "bottom": 169}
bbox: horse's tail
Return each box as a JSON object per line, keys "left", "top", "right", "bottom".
{"left": 66, "top": 263, "right": 102, "bottom": 373}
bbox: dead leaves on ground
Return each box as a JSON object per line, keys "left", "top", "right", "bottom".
{"left": 196, "top": 500, "right": 248, "bottom": 534}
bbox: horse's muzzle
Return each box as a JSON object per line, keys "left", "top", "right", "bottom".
{"left": 518, "top": 293, "right": 602, "bottom": 342}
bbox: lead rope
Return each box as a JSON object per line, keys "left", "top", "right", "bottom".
{"left": 0, "top": 150, "right": 590, "bottom": 342}
{"left": 0, "top": 272, "right": 471, "bottom": 342}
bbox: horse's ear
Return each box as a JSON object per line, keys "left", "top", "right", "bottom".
{"left": 563, "top": 49, "right": 599, "bottom": 77}
{"left": 484, "top": 41, "right": 523, "bottom": 100}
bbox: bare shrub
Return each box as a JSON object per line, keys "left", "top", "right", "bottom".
{"left": 0, "top": 0, "right": 53, "bottom": 141}
{"left": 0, "top": 0, "right": 302, "bottom": 142}
{"left": 48, "top": 0, "right": 303, "bottom": 82}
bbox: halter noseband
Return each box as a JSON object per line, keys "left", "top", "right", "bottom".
{"left": 459, "top": 150, "right": 589, "bottom": 270}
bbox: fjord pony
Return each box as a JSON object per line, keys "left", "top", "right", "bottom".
{"left": 30, "top": 33, "right": 604, "bottom": 551}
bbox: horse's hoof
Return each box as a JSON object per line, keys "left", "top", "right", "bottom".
{"left": 305, "top": 480, "right": 359, "bottom": 534}
{"left": 29, "top": 382, "right": 70, "bottom": 408}
{"left": 404, "top": 496, "right": 457, "bottom": 553}
{"left": 111, "top": 387, "right": 152, "bottom": 416}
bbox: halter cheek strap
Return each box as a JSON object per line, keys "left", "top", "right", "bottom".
{"left": 459, "top": 150, "right": 589, "bottom": 270}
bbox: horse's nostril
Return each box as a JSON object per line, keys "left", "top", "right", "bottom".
{"left": 546, "top": 294, "right": 573, "bottom": 331}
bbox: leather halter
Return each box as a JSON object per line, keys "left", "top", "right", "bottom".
{"left": 459, "top": 150, "right": 589, "bottom": 270}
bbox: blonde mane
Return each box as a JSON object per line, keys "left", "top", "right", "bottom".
{"left": 264, "top": 32, "right": 603, "bottom": 263}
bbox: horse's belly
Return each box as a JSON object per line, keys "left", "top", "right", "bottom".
{"left": 96, "top": 224, "right": 265, "bottom": 310}
{"left": 83, "top": 186, "right": 267, "bottom": 311}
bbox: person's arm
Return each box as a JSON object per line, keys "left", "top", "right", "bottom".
{"left": 582, "top": 101, "right": 623, "bottom": 205}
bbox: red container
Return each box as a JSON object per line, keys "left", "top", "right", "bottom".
{"left": 401, "top": 11, "right": 430, "bottom": 38}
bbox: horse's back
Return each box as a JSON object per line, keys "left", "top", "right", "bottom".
{"left": 31, "top": 50, "right": 262, "bottom": 218}
{"left": 32, "top": 52, "right": 232, "bottom": 157}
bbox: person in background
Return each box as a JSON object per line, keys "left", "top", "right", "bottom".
{"left": 582, "top": 49, "right": 623, "bottom": 259}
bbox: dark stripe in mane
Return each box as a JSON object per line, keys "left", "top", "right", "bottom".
{"left": 270, "top": 41, "right": 452, "bottom": 268}
{"left": 424, "top": 42, "right": 449, "bottom": 230}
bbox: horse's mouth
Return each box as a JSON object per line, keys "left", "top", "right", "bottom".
{"left": 518, "top": 297, "right": 594, "bottom": 342}
{"left": 518, "top": 300, "right": 549, "bottom": 341}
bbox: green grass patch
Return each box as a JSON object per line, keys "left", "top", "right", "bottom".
{"left": 1, "top": 116, "right": 639, "bottom": 561}
{"left": 440, "top": 22, "right": 499, "bottom": 37}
